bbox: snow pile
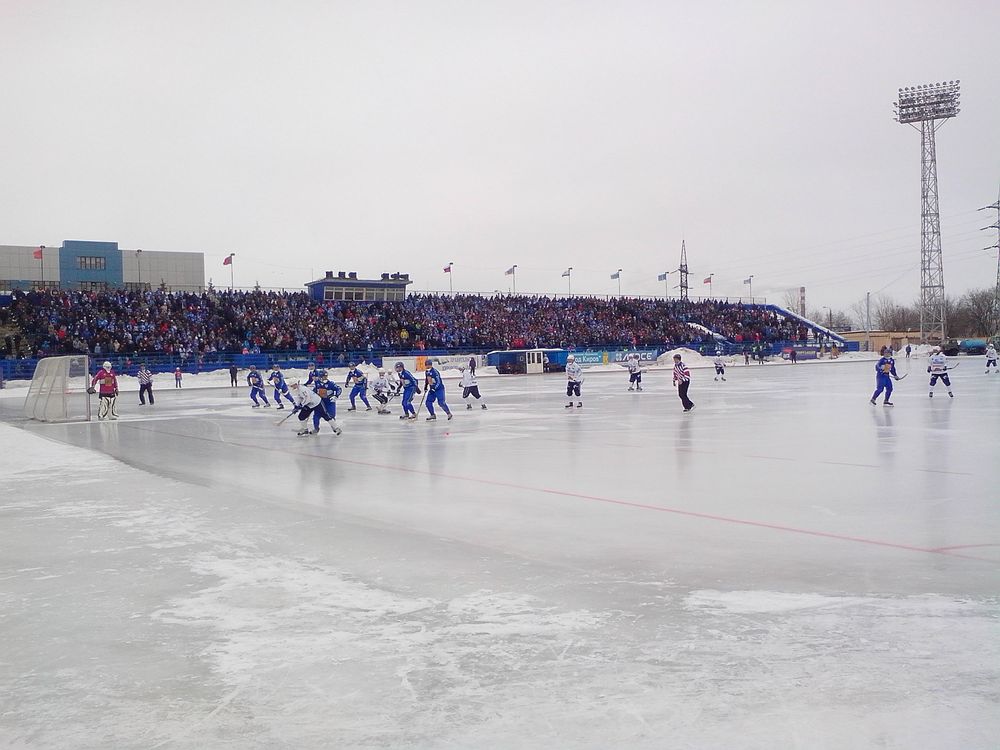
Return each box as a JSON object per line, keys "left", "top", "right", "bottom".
{"left": 656, "top": 347, "right": 714, "bottom": 369}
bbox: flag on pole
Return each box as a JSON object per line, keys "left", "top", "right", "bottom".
{"left": 657, "top": 273, "right": 668, "bottom": 282}
{"left": 561, "top": 269, "right": 571, "bottom": 277}
{"left": 703, "top": 276, "right": 712, "bottom": 284}
{"left": 443, "top": 265, "right": 451, "bottom": 273}
{"left": 223, "top": 254, "right": 234, "bottom": 266}
{"left": 33, "top": 247, "right": 43, "bottom": 260}
{"left": 610, "top": 271, "right": 621, "bottom": 280}
{"left": 505, "top": 266, "right": 515, "bottom": 276}
{"left": 743, "top": 277, "right": 752, "bottom": 284}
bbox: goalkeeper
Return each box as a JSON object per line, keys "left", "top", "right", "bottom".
{"left": 89, "top": 360, "right": 119, "bottom": 420}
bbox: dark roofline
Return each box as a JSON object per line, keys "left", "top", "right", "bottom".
{"left": 305, "top": 277, "right": 414, "bottom": 288}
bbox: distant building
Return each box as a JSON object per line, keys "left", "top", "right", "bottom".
{"left": 0, "top": 240, "right": 205, "bottom": 292}
{"left": 305, "top": 270, "right": 412, "bottom": 302}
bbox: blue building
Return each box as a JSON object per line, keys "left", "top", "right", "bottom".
{"left": 0, "top": 241, "right": 205, "bottom": 292}
{"left": 305, "top": 270, "right": 412, "bottom": 302}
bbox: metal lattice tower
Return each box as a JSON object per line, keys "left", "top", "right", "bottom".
{"left": 678, "top": 240, "right": 689, "bottom": 301}
{"left": 980, "top": 187, "right": 1000, "bottom": 338}
{"left": 894, "top": 81, "right": 960, "bottom": 344}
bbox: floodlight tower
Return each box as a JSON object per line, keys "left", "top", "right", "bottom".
{"left": 678, "top": 240, "right": 689, "bottom": 301}
{"left": 894, "top": 80, "right": 961, "bottom": 344}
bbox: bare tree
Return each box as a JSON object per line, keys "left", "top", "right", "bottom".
{"left": 781, "top": 289, "right": 801, "bottom": 312}
{"left": 874, "top": 295, "right": 918, "bottom": 331}
{"left": 954, "top": 289, "right": 994, "bottom": 336}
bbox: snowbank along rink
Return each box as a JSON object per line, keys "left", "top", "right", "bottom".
{"left": 2, "top": 356, "right": 998, "bottom": 749}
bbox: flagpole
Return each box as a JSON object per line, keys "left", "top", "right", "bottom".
{"left": 567, "top": 267, "right": 572, "bottom": 296}
{"left": 616, "top": 269, "right": 622, "bottom": 297}
{"left": 39, "top": 246, "right": 45, "bottom": 286}
{"left": 448, "top": 262, "right": 454, "bottom": 293}
{"left": 512, "top": 264, "right": 517, "bottom": 295}
{"left": 230, "top": 253, "right": 235, "bottom": 290}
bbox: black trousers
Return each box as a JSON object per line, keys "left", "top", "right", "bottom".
{"left": 463, "top": 386, "right": 482, "bottom": 399}
{"left": 677, "top": 380, "right": 694, "bottom": 410}
{"left": 139, "top": 383, "right": 154, "bottom": 404}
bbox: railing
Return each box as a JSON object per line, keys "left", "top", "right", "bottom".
{"left": 1, "top": 338, "right": 861, "bottom": 383}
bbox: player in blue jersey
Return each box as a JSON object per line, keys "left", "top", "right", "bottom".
{"left": 268, "top": 365, "right": 296, "bottom": 410}
{"left": 344, "top": 363, "right": 372, "bottom": 411}
{"left": 309, "top": 369, "right": 343, "bottom": 434}
{"left": 305, "top": 362, "right": 318, "bottom": 387}
{"left": 246, "top": 365, "right": 270, "bottom": 408}
{"left": 394, "top": 361, "right": 421, "bottom": 420}
{"left": 870, "top": 347, "right": 901, "bottom": 406}
{"left": 423, "top": 361, "right": 453, "bottom": 421}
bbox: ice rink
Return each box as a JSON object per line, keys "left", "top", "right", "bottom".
{"left": 2, "top": 357, "right": 999, "bottom": 749}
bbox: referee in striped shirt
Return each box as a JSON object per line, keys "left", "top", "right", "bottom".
{"left": 138, "top": 363, "right": 154, "bottom": 405}
{"left": 672, "top": 353, "right": 694, "bottom": 412}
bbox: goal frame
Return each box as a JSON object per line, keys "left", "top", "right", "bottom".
{"left": 23, "top": 355, "right": 93, "bottom": 422}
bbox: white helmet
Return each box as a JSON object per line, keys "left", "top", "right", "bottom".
{"left": 103, "top": 361, "right": 112, "bottom": 370}
{"left": 289, "top": 380, "right": 300, "bottom": 390}
{"left": 932, "top": 346, "right": 941, "bottom": 354}
{"left": 567, "top": 354, "right": 576, "bottom": 362}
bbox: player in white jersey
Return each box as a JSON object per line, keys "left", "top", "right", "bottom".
{"left": 565, "top": 354, "right": 584, "bottom": 408}
{"left": 713, "top": 354, "right": 727, "bottom": 381}
{"left": 371, "top": 368, "right": 396, "bottom": 414}
{"left": 927, "top": 347, "right": 954, "bottom": 398}
{"left": 985, "top": 345, "right": 998, "bottom": 374}
{"left": 289, "top": 380, "right": 342, "bottom": 435}
{"left": 460, "top": 366, "right": 487, "bottom": 409}
{"left": 626, "top": 354, "right": 643, "bottom": 391}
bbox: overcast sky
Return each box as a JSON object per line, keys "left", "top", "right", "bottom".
{"left": 2, "top": 1, "right": 998, "bottom": 312}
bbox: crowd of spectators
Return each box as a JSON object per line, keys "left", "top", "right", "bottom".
{"left": 8, "top": 288, "right": 816, "bottom": 358}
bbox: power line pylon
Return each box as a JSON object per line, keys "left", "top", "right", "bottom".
{"left": 894, "top": 80, "right": 961, "bottom": 344}
{"left": 678, "top": 240, "right": 689, "bottom": 301}
{"left": 980, "top": 186, "right": 1000, "bottom": 339}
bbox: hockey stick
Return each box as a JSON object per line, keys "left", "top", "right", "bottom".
{"left": 893, "top": 373, "right": 908, "bottom": 381}
{"left": 274, "top": 408, "right": 298, "bottom": 426}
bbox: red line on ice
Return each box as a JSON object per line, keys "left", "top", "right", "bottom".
{"left": 119, "top": 423, "right": 997, "bottom": 564}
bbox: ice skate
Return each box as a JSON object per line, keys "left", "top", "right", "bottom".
{"left": 565, "top": 402, "right": 574, "bottom": 408}
{"left": 276, "top": 404, "right": 284, "bottom": 410}
{"left": 252, "top": 404, "right": 260, "bottom": 408}
{"left": 883, "top": 401, "right": 894, "bottom": 406}
{"left": 407, "top": 414, "right": 417, "bottom": 421}
{"left": 684, "top": 405, "right": 695, "bottom": 412}
{"left": 366, "top": 407, "right": 372, "bottom": 411}
{"left": 720, "top": 377, "right": 725, "bottom": 382}
{"left": 426, "top": 415, "right": 437, "bottom": 421}
{"left": 296, "top": 427, "right": 311, "bottom": 436}
{"left": 447, "top": 413, "right": 453, "bottom": 421}
{"left": 481, "top": 404, "right": 487, "bottom": 410}
{"left": 929, "top": 392, "right": 933, "bottom": 398}
{"left": 467, "top": 403, "right": 473, "bottom": 410}
{"left": 870, "top": 398, "right": 877, "bottom": 405}
{"left": 331, "top": 424, "right": 342, "bottom": 435}
{"left": 628, "top": 386, "right": 634, "bottom": 391}
{"left": 400, "top": 414, "right": 408, "bottom": 420}
{"left": 347, "top": 406, "right": 356, "bottom": 411}
{"left": 948, "top": 391, "right": 954, "bottom": 397}
{"left": 636, "top": 385, "right": 643, "bottom": 390}
{"left": 576, "top": 402, "right": 582, "bottom": 408}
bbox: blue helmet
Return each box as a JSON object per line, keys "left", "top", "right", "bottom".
{"left": 314, "top": 369, "right": 327, "bottom": 379}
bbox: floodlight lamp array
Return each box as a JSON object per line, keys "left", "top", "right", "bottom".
{"left": 893, "top": 80, "right": 961, "bottom": 123}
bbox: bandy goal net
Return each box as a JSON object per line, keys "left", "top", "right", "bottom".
{"left": 24, "top": 355, "right": 93, "bottom": 422}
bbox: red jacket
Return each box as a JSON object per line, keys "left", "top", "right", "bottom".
{"left": 91, "top": 368, "right": 118, "bottom": 395}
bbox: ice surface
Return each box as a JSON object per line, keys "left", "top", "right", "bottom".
{"left": 1, "top": 357, "right": 998, "bottom": 749}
